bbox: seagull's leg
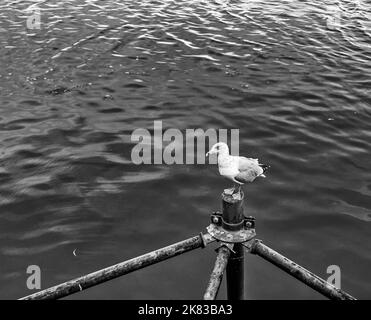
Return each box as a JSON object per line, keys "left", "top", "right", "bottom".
{"left": 231, "top": 183, "right": 242, "bottom": 199}
{"left": 224, "top": 185, "right": 235, "bottom": 195}
{"left": 231, "top": 183, "right": 239, "bottom": 194}
{"left": 225, "top": 182, "right": 239, "bottom": 195}
{"left": 237, "top": 184, "right": 242, "bottom": 195}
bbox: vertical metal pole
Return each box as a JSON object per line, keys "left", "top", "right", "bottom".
{"left": 226, "top": 243, "right": 244, "bottom": 300}
{"left": 222, "top": 191, "right": 245, "bottom": 300}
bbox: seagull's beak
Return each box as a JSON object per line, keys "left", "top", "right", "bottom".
{"left": 206, "top": 151, "right": 210, "bottom": 157}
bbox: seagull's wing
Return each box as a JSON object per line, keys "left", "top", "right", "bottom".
{"left": 234, "top": 157, "right": 264, "bottom": 183}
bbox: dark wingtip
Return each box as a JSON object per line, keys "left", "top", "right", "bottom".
{"left": 260, "top": 164, "right": 270, "bottom": 173}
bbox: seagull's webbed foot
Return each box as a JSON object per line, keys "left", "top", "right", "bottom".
{"left": 232, "top": 193, "right": 240, "bottom": 200}
{"left": 224, "top": 187, "right": 235, "bottom": 196}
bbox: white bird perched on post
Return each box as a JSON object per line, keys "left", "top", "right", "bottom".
{"left": 206, "top": 142, "right": 268, "bottom": 197}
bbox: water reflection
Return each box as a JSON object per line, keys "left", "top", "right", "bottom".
{"left": 0, "top": 0, "right": 370, "bottom": 299}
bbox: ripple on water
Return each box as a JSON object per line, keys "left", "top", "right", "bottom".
{"left": 0, "top": 0, "right": 371, "bottom": 299}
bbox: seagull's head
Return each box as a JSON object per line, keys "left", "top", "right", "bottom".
{"left": 206, "top": 142, "right": 229, "bottom": 157}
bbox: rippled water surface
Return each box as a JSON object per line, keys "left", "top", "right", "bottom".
{"left": 1, "top": 0, "right": 371, "bottom": 299}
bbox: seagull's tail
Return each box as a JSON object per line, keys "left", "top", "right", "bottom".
{"left": 259, "top": 164, "right": 269, "bottom": 178}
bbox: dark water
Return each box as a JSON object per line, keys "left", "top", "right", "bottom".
{"left": 1, "top": 0, "right": 371, "bottom": 299}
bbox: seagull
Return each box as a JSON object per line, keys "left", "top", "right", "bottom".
{"left": 206, "top": 142, "right": 268, "bottom": 197}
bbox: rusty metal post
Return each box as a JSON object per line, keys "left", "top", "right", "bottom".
{"left": 222, "top": 191, "right": 245, "bottom": 300}
{"left": 20, "top": 233, "right": 215, "bottom": 300}
{"left": 250, "top": 240, "right": 356, "bottom": 300}
{"left": 204, "top": 245, "right": 232, "bottom": 300}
